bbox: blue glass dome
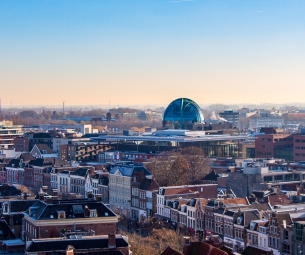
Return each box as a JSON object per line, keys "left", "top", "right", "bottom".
{"left": 163, "top": 98, "right": 204, "bottom": 127}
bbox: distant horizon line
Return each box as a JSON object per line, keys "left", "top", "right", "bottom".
{"left": 1, "top": 102, "right": 305, "bottom": 110}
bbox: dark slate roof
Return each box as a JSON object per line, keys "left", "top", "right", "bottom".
{"left": 27, "top": 158, "right": 48, "bottom": 167}
{"left": 92, "top": 173, "right": 100, "bottom": 179}
{"left": 242, "top": 246, "right": 272, "bottom": 255}
{"left": 186, "top": 198, "right": 197, "bottom": 207}
{"left": 100, "top": 176, "right": 109, "bottom": 186}
{"left": 223, "top": 209, "right": 234, "bottom": 216}
{"left": 202, "top": 170, "right": 221, "bottom": 181}
{"left": 9, "top": 200, "right": 38, "bottom": 213}
{"left": 139, "top": 179, "right": 159, "bottom": 191}
{"left": 0, "top": 185, "right": 22, "bottom": 196}
{"left": 25, "top": 200, "right": 116, "bottom": 220}
{"left": 2, "top": 213, "right": 24, "bottom": 226}
{"left": 0, "top": 218, "right": 16, "bottom": 240}
{"left": 7, "top": 159, "right": 21, "bottom": 167}
{"left": 70, "top": 168, "right": 89, "bottom": 177}
{"left": 109, "top": 165, "right": 152, "bottom": 177}
{"left": 26, "top": 236, "right": 128, "bottom": 253}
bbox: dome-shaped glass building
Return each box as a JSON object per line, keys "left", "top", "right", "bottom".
{"left": 163, "top": 98, "right": 204, "bottom": 129}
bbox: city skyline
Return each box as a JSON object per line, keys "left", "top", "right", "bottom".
{"left": 1, "top": 1, "right": 305, "bottom": 107}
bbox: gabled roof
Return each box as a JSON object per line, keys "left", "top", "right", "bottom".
{"left": 33, "top": 144, "right": 54, "bottom": 154}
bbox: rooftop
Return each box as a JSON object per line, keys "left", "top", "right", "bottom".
{"left": 24, "top": 200, "right": 117, "bottom": 220}
{"left": 25, "top": 235, "right": 128, "bottom": 253}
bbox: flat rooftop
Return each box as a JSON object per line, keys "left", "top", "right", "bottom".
{"left": 92, "top": 129, "right": 249, "bottom": 143}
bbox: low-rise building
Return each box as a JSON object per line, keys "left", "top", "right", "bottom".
{"left": 22, "top": 199, "right": 118, "bottom": 241}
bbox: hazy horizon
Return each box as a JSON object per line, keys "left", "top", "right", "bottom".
{"left": 1, "top": 1, "right": 305, "bottom": 107}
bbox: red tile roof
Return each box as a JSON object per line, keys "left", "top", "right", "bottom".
{"left": 264, "top": 194, "right": 292, "bottom": 206}
{"left": 222, "top": 198, "right": 249, "bottom": 205}
{"left": 183, "top": 241, "right": 228, "bottom": 255}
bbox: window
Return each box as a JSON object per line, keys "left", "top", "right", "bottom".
{"left": 282, "top": 244, "right": 290, "bottom": 254}
{"left": 259, "top": 237, "right": 262, "bottom": 246}
{"left": 57, "top": 211, "right": 66, "bottom": 219}
{"left": 295, "top": 223, "right": 304, "bottom": 241}
{"left": 90, "top": 209, "right": 97, "bottom": 217}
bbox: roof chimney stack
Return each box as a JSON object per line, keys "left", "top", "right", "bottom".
{"left": 108, "top": 233, "right": 116, "bottom": 248}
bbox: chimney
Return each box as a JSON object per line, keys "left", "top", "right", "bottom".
{"left": 23, "top": 192, "right": 28, "bottom": 200}
{"left": 96, "top": 194, "right": 102, "bottom": 202}
{"left": 66, "top": 245, "right": 74, "bottom": 255}
{"left": 39, "top": 192, "right": 44, "bottom": 201}
{"left": 46, "top": 196, "right": 52, "bottom": 204}
{"left": 87, "top": 191, "right": 93, "bottom": 200}
{"left": 52, "top": 189, "right": 58, "bottom": 197}
{"left": 183, "top": 236, "right": 190, "bottom": 245}
{"left": 42, "top": 186, "right": 48, "bottom": 193}
{"left": 108, "top": 233, "right": 116, "bottom": 248}
{"left": 84, "top": 205, "right": 90, "bottom": 217}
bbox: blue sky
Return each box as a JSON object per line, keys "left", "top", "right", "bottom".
{"left": 1, "top": 1, "right": 305, "bottom": 107}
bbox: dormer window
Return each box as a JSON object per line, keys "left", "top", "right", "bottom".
{"left": 250, "top": 222, "right": 256, "bottom": 230}
{"left": 57, "top": 211, "right": 66, "bottom": 219}
{"left": 237, "top": 216, "right": 243, "bottom": 225}
{"left": 89, "top": 209, "right": 97, "bottom": 217}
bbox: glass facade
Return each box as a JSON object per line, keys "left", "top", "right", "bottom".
{"left": 163, "top": 98, "right": 204, "bottom": 128}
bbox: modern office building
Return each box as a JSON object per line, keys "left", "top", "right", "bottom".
{"left": 219, "top": 110, "right": 239, "bottom": 128}
{"left": 92, "top": 129, "right": 249, "bottom": 158}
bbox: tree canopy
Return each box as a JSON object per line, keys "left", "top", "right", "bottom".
{"left": 146, "top": 146, "right": 210, "bottom": 186}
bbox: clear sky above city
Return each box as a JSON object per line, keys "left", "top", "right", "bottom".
{"left": 1, "top": 1, "right": 305, "bottom": 108}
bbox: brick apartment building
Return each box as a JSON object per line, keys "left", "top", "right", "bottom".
{"left": 14, "top": 137, "right": 30, "bottom": 152}
{"left": 255, "top": 128, "right": 305, "bottom": 161}
{"left": 23, "top": 199, "right": 118, "bottom": 241}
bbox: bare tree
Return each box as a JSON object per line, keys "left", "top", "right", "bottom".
{"left": 178, "top": 146, "right": 211, "bottom": 184}
{"left": 147, "top": 147, "right": 210, "bottom": 186}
